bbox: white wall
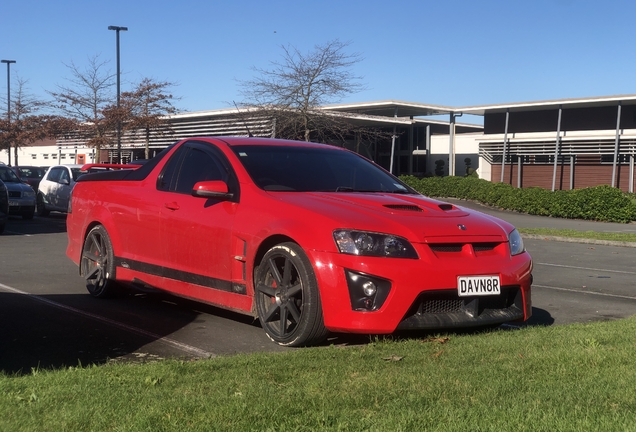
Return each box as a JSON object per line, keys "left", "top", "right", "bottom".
{"left": 0, "top": 145, "right": 96, "bottom": 167}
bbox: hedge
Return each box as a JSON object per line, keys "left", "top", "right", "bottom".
{"left": 400, "top": 175, "right": 636, "bottom": 223}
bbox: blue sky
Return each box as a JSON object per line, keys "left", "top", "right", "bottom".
{"left": 2, "top": 0, "right": 635, "bottom": 120}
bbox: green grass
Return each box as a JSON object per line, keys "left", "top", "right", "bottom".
{"left": 3, "top": 319, "right": 636, "bottom": 431}
{"left": 519, "top": 227, "right": 636, "bottom": 243}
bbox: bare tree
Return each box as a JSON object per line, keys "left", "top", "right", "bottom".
{"left": 106, "top": 78, "right": 180, "bottom": 159}
{"left": 240, "top": 40, "right": 372, "bottom": 143}
{"left": 48, "top": 55, "right": 116, "bottom": 157}
{"left": 0, "top": 77, "right": 75, "bottom": 166}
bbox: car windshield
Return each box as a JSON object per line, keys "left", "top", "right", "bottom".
{"left": 232, "top": 145, "right": 415, "bottom": 194}
{"left": 19, "top": 167, "right": 47, "bottom": 178}
{"left": 0, "top": 167, "right": 21, "bottom": 183}
{"left": 71, "top": 168, "right": 85, "bottom": 181}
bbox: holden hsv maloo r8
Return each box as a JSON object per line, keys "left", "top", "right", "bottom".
{"left": 66, "top": 137, "right": 532, "bottom": 346}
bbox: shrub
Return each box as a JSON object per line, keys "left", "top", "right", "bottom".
{"left": 400, "top": 176, "right": 636, "bottom": 223}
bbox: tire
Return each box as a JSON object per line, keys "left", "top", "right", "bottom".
{"left": 81, "top": 225, "right": 118, "bottom": 298}
{"left": 37, "top": 194, "right": 49, "bottom": 217}
{"left": 22, "top": 206, "right": 35, "bottom": 220}
{"left": 254, "top": 242, "right": 328, "bottom": 347}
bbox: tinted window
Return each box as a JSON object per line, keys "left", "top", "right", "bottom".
{"left": 0, "top": 167, "right": 20, "bottom": 183}
{"left": 232, "top": 145, "right": 414, "bottom": 194}
{"left": 158, "top": 142, "right": 231, "bottom": 194}
{"left": 46, "top": 167, "right": 64, "bottom": 183}
{"left": 174, "top": 148, "right": 226, "bottom": 194}
{"left": 71, "top": 168, "right": 84, "bottom": 181}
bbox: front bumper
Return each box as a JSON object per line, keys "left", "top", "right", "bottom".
{"left": 8, "top": 195, "right": 36, "bottom": 215}
{"left": 307, "top": 245, "right": 532, "bottom": 334}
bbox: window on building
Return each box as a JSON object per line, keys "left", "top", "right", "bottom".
{"left": 533, "top": 155, "right": 554, "bottom": 164}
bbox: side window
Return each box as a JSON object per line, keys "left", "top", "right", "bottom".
{"left": 157, "top": 146, "right": 187, "bottom": 191}
{"left": 46, "top": 168, "right": 63, "bottom": 183}
{"left": 174, "top": 148, "right": 226, "bottom": 194}
{"left": 59, "top": 169, "right": 71, "bottom": 184}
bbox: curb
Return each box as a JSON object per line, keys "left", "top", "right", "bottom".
{"left": 521, "top": 234, "right": 636, "bottom": 248}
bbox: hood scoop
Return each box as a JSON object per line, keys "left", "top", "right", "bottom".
{"left": 384, "top": 204, "right": 423, "bottom": 212}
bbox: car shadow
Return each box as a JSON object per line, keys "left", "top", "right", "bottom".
{"left": 3, "top": 213, "right": 67, "bottom": 236}
{"left": 0, "top": 291, "right": 203, "bottom": 376}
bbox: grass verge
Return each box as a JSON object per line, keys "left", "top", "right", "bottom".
{"left": 3, "top": 318, "right": 636, "bottom": 431}
{"left": 519, "top": 227, "right": 636, "bottom": 244}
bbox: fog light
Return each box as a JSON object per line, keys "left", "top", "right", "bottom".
{"left": 345, "top": 270, "right": 392, "bottom": 312}
{"left": 362, "top": 281, "right": 377, "bottom": 297}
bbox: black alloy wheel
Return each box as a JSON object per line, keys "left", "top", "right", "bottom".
{"left": 81, "top": 225, "right": 118, "bottom": 298}
{"left": 255, "top": 242, "right": 328, "bottom": 347}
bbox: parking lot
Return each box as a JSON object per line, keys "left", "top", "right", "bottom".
{"left": 2, "top": 210, "right": 636, "bottom": 375}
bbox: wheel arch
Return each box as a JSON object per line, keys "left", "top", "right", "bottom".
{"left": 78, "top": 210, "right": 123, "bottom": 277}
{"left": 252, "top": 234, "right": 298, "bottom": 272}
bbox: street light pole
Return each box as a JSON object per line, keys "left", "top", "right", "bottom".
{"left": 1, "top": 59, "right": 16, "bottom": 166}
{"left": 108, "top": 25, "right": 127, "bottom": 163}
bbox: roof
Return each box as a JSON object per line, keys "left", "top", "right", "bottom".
{"left": 321, "top": 100, "right": 456, "bottom": 118}
{"left": 458, "top": 94, "right": 636, "bottom": 115}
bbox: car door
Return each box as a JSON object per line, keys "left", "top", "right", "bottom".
{"left": 41, "top": 167, "right": 64, "bottom": 210}
{"left": 158, "top": 141, "right": 240, "bottom": 296}
{"left": 55, "top": 167, "right": 74, "bottom": 212}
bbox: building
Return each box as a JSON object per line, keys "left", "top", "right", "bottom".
{"left": 3, "top": 94, "right": 636, "bottom": 192}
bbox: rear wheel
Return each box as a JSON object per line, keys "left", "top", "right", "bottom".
{"left": 81, "top": 225, "right": 118, "bottom": 298}
{"left": 255, "top": 242, "right": 328, "bottom": 346}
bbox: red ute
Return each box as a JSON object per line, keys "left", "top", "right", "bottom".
{"left": 66, "top": 137, "right": 532, "bottom": 346}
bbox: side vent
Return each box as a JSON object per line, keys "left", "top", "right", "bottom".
{"left": 384, "top": 204, "right": 423, "bottom": 212}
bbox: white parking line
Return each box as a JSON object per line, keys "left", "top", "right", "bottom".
{"left": 0, "top": 282, "right": 213, "bottom": 359}
{"left": 535, "top": 262, "right": 636, "bottom": 275}
{"left": 533, "top": 284, "right": 636, "bottom": 301}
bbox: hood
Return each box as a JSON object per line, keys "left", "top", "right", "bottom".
{"left": 4, "top": 181, "right": 33, "bottom": 192}
{"left": 272, "top": 192, "right": 512, "bottom": 243}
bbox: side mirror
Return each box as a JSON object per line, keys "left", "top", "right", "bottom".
{"left": 60, "top": 178, "right": 70, "bottom": 186}
{"left": 192, "top": 180, "right": 233, "bottom": 200}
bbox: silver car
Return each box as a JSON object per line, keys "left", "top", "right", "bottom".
{"left": 0, "top": 165, "right": 36, "bottom": 220}
{"left": 37, "top": 165, "right": 85, "bottom": 216}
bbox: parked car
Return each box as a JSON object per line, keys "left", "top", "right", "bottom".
{"left": 0, "top": 178, "right": 8, "bottom": 234}
{"left": 11, "top": 165, "right": 48, "bottom": 191}
{"left": 66, "top": 137, "right": 533, "bottom": 347}
{"left": 37, "top": 165, "right": 86, "bottom": 216}
{"left": 0, "top": 165, "right": 36, "bottom": 219}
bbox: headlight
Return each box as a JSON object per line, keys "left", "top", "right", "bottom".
{"left": 508, "top": 229, "right": 525, "bottom": 256}
{"left": 333, "top": 230, "right": 418, "bottom": 258}
{"left": 23, "top": 189, "right": 35, "bottom": 198}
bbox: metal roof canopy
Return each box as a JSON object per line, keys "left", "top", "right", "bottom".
{"left": 321, "top": 100, "right": 456, "bottom": 118}
{"left": 457, "top": 94, "right": 636, "bottom": 115}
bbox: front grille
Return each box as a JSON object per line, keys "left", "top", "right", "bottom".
{"left": 429, "top": 244, "right": 463, "bottom": 253}
{"left": 421, "top": 298, "right": 464, "bottom": 314}
{"left": 397, "top": 286, "right": 524, "bottom": 330}
{"left": 8, "top": 191, "right": 20, "bottom": 198}
{"left": 473, "top": 243, "right": 498, "bottom": 252}
{"left": 428, "top": 242, "right": 503, "bottom": 256}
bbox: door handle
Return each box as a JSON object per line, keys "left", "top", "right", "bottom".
{"left": 164, "top": 202, "right": 180, "bottom": 211}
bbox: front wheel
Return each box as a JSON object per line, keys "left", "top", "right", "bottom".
{"left": 254, "top": 242, "right": 328, "bottom": 347}
{"left": 37, "top": 194, "right": 49, "bottom": 217}
{"left": 81, "top": 225, "right": 118, "bottom": 298}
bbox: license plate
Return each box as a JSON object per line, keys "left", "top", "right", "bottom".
{"left": 458, "top": 275, "right": 500, "bottom": 297}
{"left": 8, "top": 201, "right": 18, "bottom": 207}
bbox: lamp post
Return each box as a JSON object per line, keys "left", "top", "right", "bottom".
{"left": 1, "top": 59, "right": 16, "bottom": 166}
{"left": 108, "top": 25, "right": 127, "bottom": 163}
